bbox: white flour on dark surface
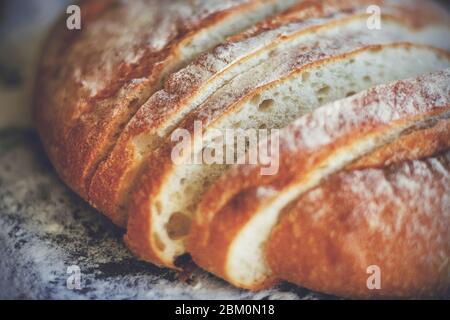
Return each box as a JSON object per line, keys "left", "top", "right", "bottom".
{"left": 0, "top": 132, "right": 330, "bottom": 299}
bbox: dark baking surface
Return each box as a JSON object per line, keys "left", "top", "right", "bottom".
{"left": 0, "top": 131, "right": 332, "bottom": 299}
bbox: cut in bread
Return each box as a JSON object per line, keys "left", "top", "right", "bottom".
{"left": 266, "top": 150, "right": 450, "bottom": 298}
{"left": 89, "top": 0, "right": 450, "bottom": 227}
{"left": 125, "top": 42, "right": 450, "bottom": 269}
{"left": 349, "top": 118, "right": 450, "bottom": 170}
{"left": 187, "top": 69, "right": 450, "bottom": 289}
{"left": 34, "top": 0, "right": 293, "bottom": 199}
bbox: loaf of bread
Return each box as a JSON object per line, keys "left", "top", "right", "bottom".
{"left": 188, "top": 69, "right": 450, "bottom": 291}
{"left": 92, "top": 0, "right": 450, "bottom": 228}
{"left": 35, "top": 0, "right": 296, "bottom": 201}
{"left": 35, "top": 0, "right": 450, "bottom": 298}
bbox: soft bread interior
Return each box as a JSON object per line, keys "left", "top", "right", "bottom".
{"left": 151, "top": 45, "right": 450, "bottom": 265}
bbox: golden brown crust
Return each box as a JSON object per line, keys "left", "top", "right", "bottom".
{"left": 188, "top": 56, "right": 450, "bottom": 222}
{"left": 267, "top": 151, "right": 450, "bottom": 298}
{"left": 35, "top": 0, "right": 450, "bottom": 297}
{"left": 124, "top": 158, "right": 170, "bottom": 268}
{"left": 130, "top": 49, "right": 450, "bottom": 270}
{"left": 186, "top": 119, "right": 450, "bottom": 288}
{"left": 35, "top": 0, "right": 273, "bottom": 202}
{"left": 187, "top": 70, "right": 450, "bottom": 289}
{"left": 124, "top": 147, "right": 177, "bottom": 267}
{"left": 87, "top": 0, "right": 450, "bottom": 228}
{"left": 231, "top": 0, "right": 450, "bottom": 42}
{"left": 89, "top": 1, "right": 382, "bottom": 227}
{"left": 188, "top": 187, "right": 280, "bottom": 290}
{"left": 34, "top": 0, "right": 119, "bottom": 196}
{"left": 227, "top": 0, "right": 374, "bottom": 41}
{"left": 350, "top": 118, "right": 450, "bottom": 170}
{"left": 125, "top": 44, "right": 418, "bottom": 268}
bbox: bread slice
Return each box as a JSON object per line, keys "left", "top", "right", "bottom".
{"left": 187, "top": 69, "right": 450, "bottom": 289}
{"left": 90, "top": 3, "right": 450, "bottom": 227}
{"left": 35, "top": 0, "right": 293, "bottom": 199}
{"left": 125, "top": 40, "right": 450, "bottom": 269}
{"left": 266, "top": 150, "right": 450, "bottom": 298}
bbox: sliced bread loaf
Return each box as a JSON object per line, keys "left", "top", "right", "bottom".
{"left": 89, "top": 0, "right": 450, "bottom": 227}
{"left": 125, "top": 43, "right": 450, "bottom": 268}
{"left": 187, "top": 69, "right": 450, "bottom": 289}
{"left": 35, "top": 0, "right": 292, "bottom": 199}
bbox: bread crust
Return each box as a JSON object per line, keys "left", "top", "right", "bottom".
{"left": 232, "top": 0, "right": 450, "bottom": 42}
{"left": 34, "top": 0, "right": 277, "bottom": 203}
{"left": 88, "top": 2, "right": 383, "bottom": 226}
{"left": 87, "top": 0, "right": 450, "bottom": 227}
{"left": 350, "top": 118, "right": 450, "bottom": 170}
{"left": 187, "top": 70, "right": 450, "bottom": 289}
{"left": 32, "top": 0, "right": 450, "bottom": 298}
{"left": 267, "top": 151, "right": 450, "bottom": 298}
{"left": 124, "top": 44, "right": 387, "bottom": 268}
{"left": 34, "top": 0, "right": 121, "bottom": 197}
{"left": 124, "top": 154, "right": 170, "bottom": 267}
{"left": 127, "top": 45, "right": 450, "bottom": 268}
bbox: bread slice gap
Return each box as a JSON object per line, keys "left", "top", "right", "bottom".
{"left": 188, "top": 69, "right": 450, "bottom": 289}
{"left": 125, "top": 38, "right": 450, "bottom": 268}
